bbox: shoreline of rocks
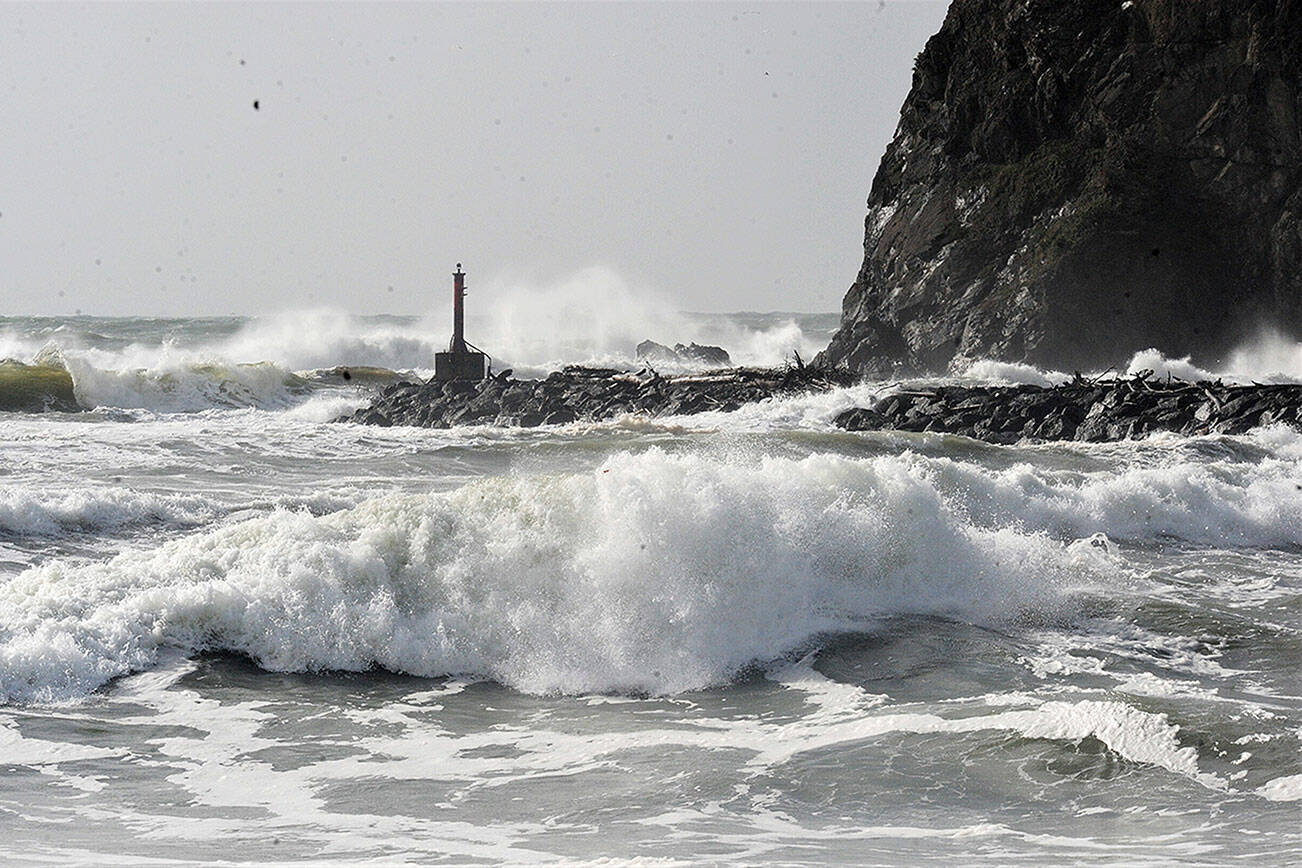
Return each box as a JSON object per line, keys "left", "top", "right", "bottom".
{"left": 342, "top": 364, "right": 856, "bottom": 428}
{"left": 834, "top": 375, "right": 1302, "bottom": 443}
{"left": 342, "top": 365, "right": 1302, "bottom": 443}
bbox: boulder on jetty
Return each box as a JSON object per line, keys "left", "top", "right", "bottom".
{"left": 834, "top": 375, "right": 1302, "bottom": 444}
{"left": 635, "top": 340, "right": 732, "bottom": 368}
{"left": 344, "top": 364, "right": 852, "bottom": 429}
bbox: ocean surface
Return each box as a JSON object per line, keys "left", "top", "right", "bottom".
{"left": 0, "top": 310, "right": 1299, "bottom": 866}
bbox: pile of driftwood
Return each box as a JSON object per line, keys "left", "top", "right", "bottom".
{"left": 344, "top": 363, "right": 855, "bottom": 428}
{"left": 834, "top": 372, "right": 1302, "bottom": 443}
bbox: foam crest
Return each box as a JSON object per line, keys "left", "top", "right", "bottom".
{"left": 0, "top": 450, "right": 1111, "bottom": 703}
{"left": 748, "top": 672, "right": 1224, "bottom": 789}
{"left": 1258, "top": 774, "right": 1302, "bottom": 801}
{"left": 920, "top": 439, "right": 1302, "bottom": 547}
{"left": 1225, "top": 329, "right": 1302, "bottom": 383}
{"left": 952, "top": 333, "right": 1302, "bottom": 388}
{"left": 1124, "top": 332, "right": 1302, "bottom": 385}
{"left": 0, "top": 486, "right": 218, "bottom": 537}
{"left": 1124, "top": 348, "right": 1218, "bottom": 382}
{"left": 954, "top": 358, "right": 1069, "bottom": 387}
{"left": 59, "top": 352, "right": 315, "bottom": 412}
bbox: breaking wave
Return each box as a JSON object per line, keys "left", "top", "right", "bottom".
{"left": 0, "top": 486, "right": 219, "bottom": 538}
{"left": 59, "top": 354, "right": 318, "bottom": 412}
{"left": 917, "top": 428, "right": 1302, "bottom": 548}
{"left": 0, "top": 359, "right": 77, "bottom": 412}
{"left": 0, "top": 450, "right": 1118, "bottom": 704}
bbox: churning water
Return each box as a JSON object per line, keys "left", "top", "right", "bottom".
{"left": 0, "top": 311, "right": 1298, "bottom": 865}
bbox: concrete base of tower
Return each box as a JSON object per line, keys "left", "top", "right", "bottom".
{"left": 434, "top": 351, "right": 487, "bottom": 382}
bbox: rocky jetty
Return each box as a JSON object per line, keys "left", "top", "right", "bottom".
{"left": 818, "top": 0, "right": 1302, "bottom": 374}
{"left": 344, "top": 365, "right": 854, "bottom": 428}
{"left": 834, "top": 376, "right": 1302, "bottom": 443}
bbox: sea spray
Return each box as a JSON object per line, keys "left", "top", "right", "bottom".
{"left": 470, "top": 267, "right": 828, "bottom": 374}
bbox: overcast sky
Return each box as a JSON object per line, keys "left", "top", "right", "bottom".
{"left": 1, "top": 1, "right": 948, "bottom": 317}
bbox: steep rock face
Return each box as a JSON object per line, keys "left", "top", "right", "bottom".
{"left": 818, "top": 0, "right": 1302, "bottom": 374}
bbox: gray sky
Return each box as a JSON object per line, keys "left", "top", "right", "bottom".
{"left": 1, "top": 1, "right": 948, "bottom": 317}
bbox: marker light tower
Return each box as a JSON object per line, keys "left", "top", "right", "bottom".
{"left": 434, "top": 263, "right": 488, "bottom": 381}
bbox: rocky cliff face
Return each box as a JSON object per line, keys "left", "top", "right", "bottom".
{"left": 818, "top": 0, "right": 1302, "bottom": 374}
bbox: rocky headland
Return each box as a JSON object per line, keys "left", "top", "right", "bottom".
{"left": 817, "top": 0, "right": 1302, "bottom": 375}
{"left": 343, "top": 364, "right": 854, "bottom": 428}
{"left": 834, "top": 375, "right": 1302, "bottom": 443}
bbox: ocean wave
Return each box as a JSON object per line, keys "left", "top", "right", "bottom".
{"left": 917, "top": 433, "right": 1302, "bottom": 548}
{"left": 0, "top": 486, "right": 219, "bottom": 537}
{"left": 0, "top": 449, "right": 1117, "bottom": 703}
{"left": 0, "top": 293, "right": 827, "bottom": 412}
{"left": 5, "top": 347, "right": 403, "bottom": 414}
{"left": 60, "top": 353, "right": 320, "bottom": 412}
{"left": 0, "top": 360, "right": 77, "bottom": 412}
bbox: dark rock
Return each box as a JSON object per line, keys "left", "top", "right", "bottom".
{"left": 834, "top": 407, "right": 885, "bottom": 430}
{"left": 636, "top": 340, "right": 732, "bottom": 368}
{"left": 673, "top": 343, "right": 731, "bottom": 367}
{"left": 635, "top": 340, "right": 678, "bottom": 365}
{"left": 543, "top": 407, "right": 578, "bottom": 425}
{"left": 817, "top": 0, "right": 1302, "bottom": 374}
{"left": 342, "top": 364, "right": 856, "bottom": 429}
{"left": 835, "top": 377, "right": 1302, "bottom": 443}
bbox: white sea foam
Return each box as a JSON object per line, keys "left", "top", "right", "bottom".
{"left": 955, "top": 358, "right": 1069, "bottom": 387}
{"left": 1225, "top": 329, "right": 1302, "bottom": 383}
{"left": 0, "top": 449, "right": 1114, "bottom": 703}
{"left": 58, "top": 351, "right": 315, "bottom": 412}
{"left": 953, "top": 329, "right": 1302, "bottom": 388}
{"left": 1124, "top": 348, "right": 1218, "bottom": 382}
{"left": 0, "top": 486, "right": 218, "bottom": 537}
{"left": 215, "top": 309, "right": 443, "bottom": 372}
{"left": 280, "top": 391, "right": 374, "bottom": 422}
{"left": 918, "top": 436, "right": 1302, "bottom": 547}
{"left": 1258, "top": 773, "right": 1302, "bottom": 801}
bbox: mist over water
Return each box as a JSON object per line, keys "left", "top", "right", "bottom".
{"left": 1, "top": 298, "right": 1300, "bottom": 864}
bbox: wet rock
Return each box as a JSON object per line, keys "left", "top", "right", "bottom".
{"left": 636, "top": 340, "right": 732, "bottom": 368}
{"left": 343, "top": 364, "right": 855, "bottom": 429}
{"left": 835, "top": 377, "right": 1302, "bottom": 444}
{"left": 673, "top": 343, "right": 731, "bottom": 367}
{"left": 635, "top": 340, "right": 678, "bottom": 365}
